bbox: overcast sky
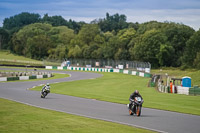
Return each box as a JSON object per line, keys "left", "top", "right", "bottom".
{"left": 0, "top": 0, "right": 200, "bottom": 30}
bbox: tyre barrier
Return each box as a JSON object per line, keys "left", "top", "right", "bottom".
{"left": 45, "top": 66, "right": 152, "bottom": 78}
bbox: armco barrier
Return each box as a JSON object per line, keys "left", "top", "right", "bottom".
{"left": 1, "top": 74, "right": 53, "bottom": 82}
{"left": 189, "top": 86, "right": 200, "bottom": 95}
{"left": 7, "top": 77, "right": 19, "bottom": 81}
{"left": 43, "top": 75, "right": 48, "bottom": 78}
{"left": 29, "top": 75, "right": 37, "bottom": 79}
{"left": 45, "top": 66, "right": 152, "bottom": 79}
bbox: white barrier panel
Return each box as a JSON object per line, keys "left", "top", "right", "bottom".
{"left": 57, "top": 66, "right": 63, "bottom": 70}
{"left": 47, "top": 74, "right": 51, "bottom": 78}
{"left": 132, "top": 71, "right": 137, "bottom": 75}
{"left": 67, "top": 67, "right": 71, "bottom": 70}
{"left": 139, "top": 72, "right": 144, "bottom": 77}
{"left": 177, "top": 86, "right": 189, "bottom": 95}
{"left": 19, "top": 76, "right": 29, "bottom": 80}
{"left": 145, "top": 68, "right": 150, "bottom": 73}
{"left": 113, "top": 69, "right": 119, "bottom": 73}
{"left": 0, "top": 77, "right": 7, "bottom": 81}
{"left": 123, "top": 70, "right": 129, "bottom": 74}
{"left": 37, "top": 75, "right": 43, "bottom": 79}
{"left": 46, "top": 66, "right": 52, "bottom": 69}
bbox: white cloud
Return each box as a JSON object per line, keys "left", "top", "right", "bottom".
{"left": 113, "top": 8, "right": 200, "bottom": 30}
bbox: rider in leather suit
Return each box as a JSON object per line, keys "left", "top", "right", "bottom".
{"left": 129, "top": 90, "right": 143, "bottom": 109}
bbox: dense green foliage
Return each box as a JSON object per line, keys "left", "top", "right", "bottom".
{"left": 1, "top": 12, "right": 200, "bottom": 68}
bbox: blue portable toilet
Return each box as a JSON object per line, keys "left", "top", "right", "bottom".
{"left": 182, "top": 76, "right": 191, "bottom": 87}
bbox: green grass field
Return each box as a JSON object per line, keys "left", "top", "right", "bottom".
{"left": 0, "top": 98, "right": 154, "bottom": 133}
{"left": 32, "top": 72, "right": 200, "bottom": 115}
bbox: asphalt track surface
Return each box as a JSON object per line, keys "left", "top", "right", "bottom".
{"left": 0, "top": 68, "right": 200, "bottom": 133}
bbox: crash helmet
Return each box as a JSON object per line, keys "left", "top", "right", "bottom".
{"left": 46, "top": 83, "right": 50, "bottom": 86}
{"left": 134, "top": 90, "right": 139, "bottom": 94}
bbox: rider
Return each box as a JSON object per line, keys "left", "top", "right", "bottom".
{"left": 41, "top": 83, "right": 50, "bottom": 94}
{"left": 128, "top": 90, "right": 143, "bottom": 109}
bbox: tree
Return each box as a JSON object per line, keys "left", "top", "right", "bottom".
{"left": 98, "top": 13, "right": 128, "bottom": 32}
{"left": 103, "top": 36, "right": 120, "bottom": 59}
{"left": 78, "top": 24, "right": 100, "bottom": 45}
{"left": 3, "top": 12, "right": 41, "bottom": 30}
{"left": 10, "top": 23, "right": 52, "bottom": 58}
{"left": 27, "top": 35, "right": 52, "bottom": 59}
{"left": 157, "top": 44, "right": 175, "bottom": 66}
{"left": 132, "top": 29, "right": 167, "bottom": 67}
{"left": 48, "top": 26, "right": 75, "bottom": 47}
{"left": 68, "top": 45, "right": 82, "bottom": 58}
{"left": 193, "top": 52, "right": 200, "bottom": 69}
{"left": 42, "top": 14, "right": 67, "bottom": 26}
{"left": 48, "top": 44, "right": 67, "bottom": 60}
{"left": 0, "top": 28, "right": 9, "bottom": 49}
{"left": 164, "top": 23, "right": 195, "bottom": 66}
{"left": 182, "top": 30, "right": 200, "bottom": 67}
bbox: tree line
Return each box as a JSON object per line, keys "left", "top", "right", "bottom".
{"left": 0, "top": 12, "right": 200, "bottom": 68}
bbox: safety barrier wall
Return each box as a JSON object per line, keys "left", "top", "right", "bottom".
{"left": 189, "top": 86, "right": 200, "bottom": 95}
{"left": 157, "top": 82, "right": 200, "bottom": 95}
{"left": 0, "top": 74, "right": 53, "bottom": 82}
{"left": 45, "top": 66, "right": 152, "bottom": 78}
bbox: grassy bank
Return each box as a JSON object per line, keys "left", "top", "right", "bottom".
{"left": 0, "top": 50, "right": 43, "bottom": 66}
{"left": 0, "top": 50, "right": 61, "bottom": 66}
{"left": 32, "top": 72, "right": 200, "bottom": 115}
{"left": 0, "top": 98, "right": 154, "bottom": 133}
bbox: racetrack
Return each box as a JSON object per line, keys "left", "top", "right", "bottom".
{"left": 0, "top": 68, "right": 200, "bottom": 133}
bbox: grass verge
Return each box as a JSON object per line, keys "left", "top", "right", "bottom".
{"left": 0, "top": 98, "right": 154, "bottom": 133}
{"left": 32, "top": 72, "right": 200, "bottom": 115}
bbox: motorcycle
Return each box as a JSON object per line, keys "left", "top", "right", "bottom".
{"left": 127, "top": 96, "right": 144, "bottom": 116}
{"left": 41, "top": 88, "right": 50, "bottom": 98}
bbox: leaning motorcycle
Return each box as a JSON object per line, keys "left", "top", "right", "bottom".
{"left": 127, "top": 96, "right": 144, "bottom": 116}
{"left": 41, "top": 89, "right": 50, "bottom": 98}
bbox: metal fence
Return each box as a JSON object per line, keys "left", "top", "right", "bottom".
{"left": 43, "top": 58, "right": 151, "bottom": 70}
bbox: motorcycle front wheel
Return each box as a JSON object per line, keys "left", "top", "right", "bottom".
{"left": 129, "top": 109, "right": 133, "bottom": 115}
{"left": 136, "top": 105, "right": 141, "bottom": 116}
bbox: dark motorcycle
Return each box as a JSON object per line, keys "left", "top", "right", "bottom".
{"left": 127, "top": 96, "right": 144, "bottom": 116}
{"left": 41, "top": 90, "right": 50, "bottom": 98}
